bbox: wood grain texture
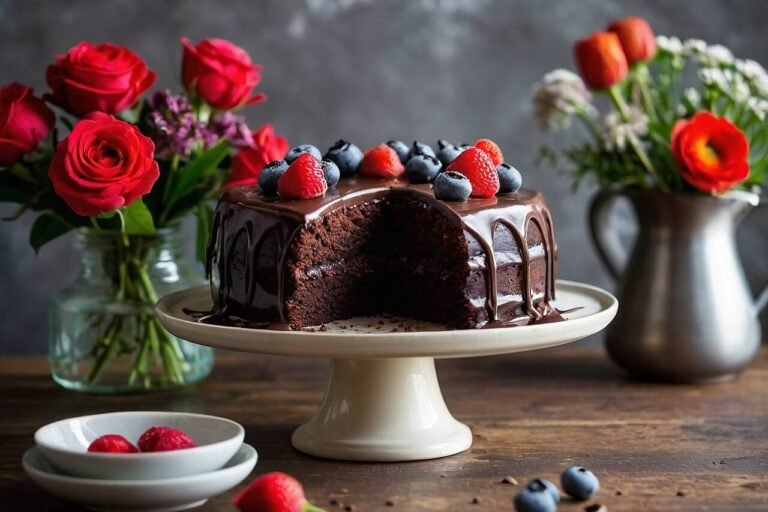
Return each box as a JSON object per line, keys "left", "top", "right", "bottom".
{"left": 0, "top": 346, "right": 766, "bottom": 511}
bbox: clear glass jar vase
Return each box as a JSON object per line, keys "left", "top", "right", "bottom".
{"left": 49, "top": 225, "right": 214, "bottom": 393}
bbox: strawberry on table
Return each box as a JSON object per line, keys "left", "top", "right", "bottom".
{"left": 278, "top": 153, "right": 328, "bottom": 200}
{"left": 87, "top": 434, "right": 139, "bottom": 453}
{"left": 359, "top": 144, "right": 406, "bottom": 179}
{"left": 446, "top": 147, "right": 500, "bottom": 198}
{"left": 233, "top": 472, "right": 326, "bottom": 512}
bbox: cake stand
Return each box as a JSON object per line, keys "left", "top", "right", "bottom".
{"left": 156, "top": 280, "right": 617, "bottom": 462}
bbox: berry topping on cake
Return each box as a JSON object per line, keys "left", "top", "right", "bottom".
{"left": 233, "top": 472, "right": 324, "bottom": 512}
{"left": 474, "top": 138, "right": 504, "bottom": 166}
{"left": 324, "top": 139, "right": 363, "bottom": 177}
{"left": 410, "top": 140, "right": 436, "bottom": 159}
{"left": 497, "top": 163, "right": 523, "bottom": 193}
{"left": 405, "top": 153, "right": 442, "bottom": 183}
{"left": 320, "top": 159, "right": 341, "bottom": 188}
{"left": 138, "top": 426, "right": 196, "bottom": 452}
{"left": 446, "top": 147, "right": 500, "bottom": 198}
{"left": 278, "top": 153, "right": 328, "bottom": 199}
{"left": 386, "top": 140, "right": 410, "bottom": 164}
{"left": 285, "top": 144, "right": 322, "bottom": 164}
{"left": 359, "top": 144, "right": 406, "bottom": 178}
{"left": 434, "top": 171, "right": 472, "bottom": 201}
{"left": 258, "top": 160, "right": 289, "bottom": 195}
{"left": 87, "top": 435, "right": 139, "bottom": 453}
{"left": 436, "top": 140, "right": 463, "bottom": 166}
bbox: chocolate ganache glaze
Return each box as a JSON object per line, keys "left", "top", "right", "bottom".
{"left": 205, "top": 177, "right": 559, "bottom": 329}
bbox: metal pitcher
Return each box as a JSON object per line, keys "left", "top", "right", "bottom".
{"left": 589, "top": 188, "right": 768, "bottom": 382}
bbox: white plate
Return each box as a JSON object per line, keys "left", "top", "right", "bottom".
{"left": 23, "top": 443, "right": 257, "bottom": 512}
{"left": 155, "top": 280, "right": 617, "bottom": 359}
{"left": 35, "top": 411, "right": 244, "bottom": 480}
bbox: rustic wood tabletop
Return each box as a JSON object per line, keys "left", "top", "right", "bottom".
{"left": 1, "top": 346, "right": 766, "bottom": 511}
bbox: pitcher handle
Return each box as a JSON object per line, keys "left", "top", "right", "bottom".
{"left": 588, "top": 188, "right": 628, "bottom": 281}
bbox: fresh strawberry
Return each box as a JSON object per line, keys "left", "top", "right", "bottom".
{"left": 474, "top": 138, "right": 504, "bottom": 167}
{"left": 278, "top": 153, "right": 328, "bottom": 200}
{"left": 87, "top": 434, "right": 139, "bottom": 453}
{"left": 233, "top": 472, "right": 326, "bottom": 512}
{"left": 358, "top": 144, "right": 406, "bottom": 178}
{"left": 446, "top": 147, "right": 500, "bottom": 198}
{"left": 138, "top": 426, "right": 196, "bottom": 452}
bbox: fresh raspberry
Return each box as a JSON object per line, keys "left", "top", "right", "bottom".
{"left": 446, "top": 147, "right": 500, "bottom": 198}
{"left": 277, "top": 153, "right": 328, "bottom": 200}
{"left": 358, "top": 144, "right": 406, "bottom": 179}
{"left": 138, "top": 426, "right": 196, "bottom": 452}
{"left": 87, "top": 435, "right": 139, "bottom": 453}
{"left": 474, "top": 138, "right": 504, "bottom": 167}
{"left": 233, "top": 472, "right": 325, "bottom": 512}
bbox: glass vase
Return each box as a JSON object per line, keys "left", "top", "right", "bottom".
{"left": 49, "top": 225, "right": 213, "bottom": 393}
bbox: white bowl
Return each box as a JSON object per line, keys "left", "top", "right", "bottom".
{"left": 34, "top": 411, "right": 244, "bottom": 480}
{"left": 23, "top": 443, "right": 257, "bottom": 512}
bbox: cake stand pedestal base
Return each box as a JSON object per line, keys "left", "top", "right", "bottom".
{"left": 292, "top": 357, "right": 471, "bottom": 461}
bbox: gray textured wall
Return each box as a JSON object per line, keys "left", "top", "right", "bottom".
{"left": 1, "top": 0, "right": 767, "bottom": 353}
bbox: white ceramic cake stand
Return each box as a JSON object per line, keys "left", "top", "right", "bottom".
{"left": 156, "top": 280, "right": 616, "bottom": 462}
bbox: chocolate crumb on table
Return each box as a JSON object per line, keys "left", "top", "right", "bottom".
{"left": 384, "top": 499, "right": 395, "bottom": 506}
{"left": 677, "top": 490, "right": 687, "bottom": 497}
{"left": 584, "top": 505, "right": 608, "bottom": 512}
{"left": 500, "top": 476, "right": 518, "bottom": 485}
{"left": 470, "top": 497, "right": 480, "bottom": 504}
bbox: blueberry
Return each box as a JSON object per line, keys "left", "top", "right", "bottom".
{"left": 324, "top": 139, "right": 363, "bottom": 177}
{"left": 405, "top": 153, "right": 442, "bottom": 183}
{"left": 386, "top": 140, "right": 410, "bottom": 164}
{"left": 514, "top": 480, "right": 557, "bottom": 512}
{"left": 497, "top": 163, "right": 523, "bottom": 193}
{"left": 436, "top": 141, "right": 463, "bottom": 166}
{"left": 433, "top": 171, "right": 472, "bottom": 201}
{"left": 410, "top": 141, "right": 436, "bottom": 159}
{"left": 561, "top": 466, "right": 599, "bottom": 501}
{"left": 285, "top": 144, "right": 322, "bottom": 163}
{"left": 528, "top": 478, "right": 560, "bottom": 504}
{"left": 320, "top": 159, "right": 341, "bottom": 188}
{"left": 258, "top": 160, "right": 289, "bottom": 195}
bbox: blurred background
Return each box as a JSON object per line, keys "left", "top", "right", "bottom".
{"left": 1, "top": 0, "right": 767, "bottom": 353}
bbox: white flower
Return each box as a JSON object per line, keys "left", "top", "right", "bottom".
{"left": 683, "top": 38, "right": 707, "bottom": 54}
{"left": 747, "top": 97, "right": 768, "bottom": 120}
{"left": 729, "top": 74, "right": 751, "bottom": 103}
{"left": 684, "top": 87, "right": 701, "bottom": 107}
{"left": 735, "top": 58, "right": 767, "bottom": 80}
{"left": 532, "top": 69, "right": 596, "bottom": 132}
{"left": 699, "top": 67, "right": 730, "bottom": 90}
{"left": 656, "top": 35, "right": 683, "bottom": 54}
{"left": 699, "top": 44, "right": 735, "bottom": 66}
{"left": 601, "top": 106, "right": 649, "bottom": 152}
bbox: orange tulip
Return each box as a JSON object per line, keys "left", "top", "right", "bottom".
{"left": 574, "top": 32, "right": 629, "bottom": 90}
{"left": 608, "top": 16, "right": 657, "bottom": 65}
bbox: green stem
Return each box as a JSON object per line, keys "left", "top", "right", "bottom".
{"left": 87, "top": 317, "right": 123, "bottom": 384}
{"left": 635, "top": 64, "right": 657, "bottom": 121}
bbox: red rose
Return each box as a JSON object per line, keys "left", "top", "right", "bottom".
{"left": 46, "top": 42, "right": 156, "bottom": 116}
{"left": 574, "top": 32, "right": 629, "bottom": 90}
{"left": 607, "top": 16, "right": 657, "bottom": 65}
{"left": 0, "top": 83, "right": 55, "bottom": 166}
{"left": 671, "top": 112, "right": 749, "bottom": 194}
{"left": 49, "top": 112, "right": 159, "bottom": 216}
{"left": 225, "top": 124, "right": 289, "bottom": 189}
{"left": 181, "top": 37, "right": 266, "bottom": 111}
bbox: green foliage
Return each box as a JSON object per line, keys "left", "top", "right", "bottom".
{"left": 121, "top": 200, "right": 156, "bottom": 236}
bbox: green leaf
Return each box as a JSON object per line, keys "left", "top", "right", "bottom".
{"left": 167, "top": 141, "right": 230, "bottom": 205}
{"left": 120, "top": 200, "right": 156, "bottom": 235}
{"left": 29, "top": 213, "right": 72, "bottom": 253}
{"left": 195, "top": 202, "right": 215, "bottom": 264}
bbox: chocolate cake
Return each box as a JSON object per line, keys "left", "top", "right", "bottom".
{"left": 206, "top": 140, "right": 559, "bottom": 330}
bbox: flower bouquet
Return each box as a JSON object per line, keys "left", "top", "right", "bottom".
{"left": 533, "top": 17, "right": 768, "bottom": 381}
{"left": 0, "top": 38, "right": 288, "bottom": 392}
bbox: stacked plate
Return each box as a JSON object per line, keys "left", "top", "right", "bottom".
{"left": 24, "top": 411, "right": 257, "bottom": 512}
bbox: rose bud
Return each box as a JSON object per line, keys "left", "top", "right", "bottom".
{"left": 226, "top": 124, "right": 289, "bottom": 189}
{"left": 48, "top": 112, "right": 159, "bottom": 216}
{"left": 574, "top": 32, "right": 629, "bottom": 90}
{"left": 46, "top": 42, "right": 156, "bottom": 116}
{"left": 181, "top": 37, "right": 266, "bottom": 111}
{"left": 671, "top": 112, "right": 749, "bottom": 194}
{"left": 607, "top": 16, "right": 657, "bottom": 65}
{"left": 0, "top": 83, "right": 55, "bottom": 167}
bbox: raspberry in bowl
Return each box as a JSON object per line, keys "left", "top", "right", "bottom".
{"left": 34, "top": 411, "right": 244, "bottom": 480}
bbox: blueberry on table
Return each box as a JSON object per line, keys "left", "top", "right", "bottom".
{"left": 405, "top": 153, "right": 442, "bottom": 183}
{"left": 324, "top": 139, "right": 363, "bottom": 176}
{"left": 561, "top": 466, "right": 600, "bottom": 500}
{"left": 528, "top": 478, "right": 560, "bottom": 503}
{"left": 320, "top": 159, "right": 341, "bottom": 188}
{"left": 436, "top": 140, "right": 463, "bottom": 166}
{"left": 514, "top": 480, "right": 557, "bottom": 512}
{"left": 258, "top": 160, "right": 289, "bottom": 195}
{"left": 410, "top": 140, "right": 436, "bottom": 159}
{"left": 386, "top": 140, "right": 410, "bottom": 164}
{"left": 285, "top": 144, "right": 322, "bottom": 163}
{"left": 497, "top": 163, "right": 523, "bottom": 193}
{"left": 434, "top": 171, "right": 472, "bottom": 201}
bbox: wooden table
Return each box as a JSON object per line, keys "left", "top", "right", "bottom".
{"left": 1, "top": 346, "right": 766, "bottom": 511}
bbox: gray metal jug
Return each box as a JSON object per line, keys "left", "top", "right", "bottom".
{"left": 589, "top": 188, "right": 768, "bottom": 382}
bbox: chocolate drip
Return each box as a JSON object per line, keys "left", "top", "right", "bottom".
{"left": 206, "top": 178, "right": 558, "bottom": 329}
